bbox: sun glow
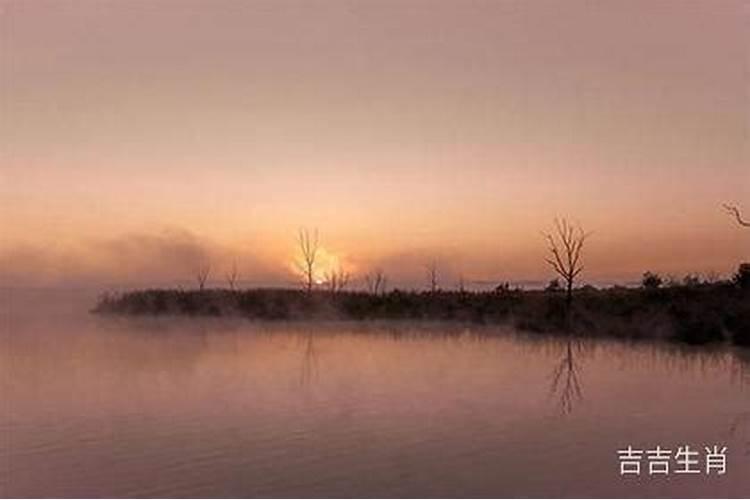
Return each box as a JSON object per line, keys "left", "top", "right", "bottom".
{"left": 291, "top": 246, "right": 353, "bottom": 286}
{"left": 311, "top": 247, "right": 342, "bottom": 283}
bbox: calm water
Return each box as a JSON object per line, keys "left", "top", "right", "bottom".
{"left": 1, "top": 290, "right": 749, "bottom": 498}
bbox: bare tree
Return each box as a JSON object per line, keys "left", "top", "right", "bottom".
{"left": 543, "top": 218, "right": 588, "bottom": 310}
{"left": 296, "top": 228, "right": 319, "bottom": 293}
{"left": 724, "top": 204, "right": 750, "bottom": 227}
{"left": 196, "top": 262, "right": 211, "bottom": 291}
{"left": 325, "top": 267, "right": 351, "bottom": 293}
{"left": 457, "top": 273, "right": 466, "bottom": 293}
{"left": 364, "top": 269, "right": 387, "bottom": 295}
{"left": 225, "top": 260, "right": 239, "bottom": 290}
{"left": 425, "top": 260, "right": 439, "bottom": 293}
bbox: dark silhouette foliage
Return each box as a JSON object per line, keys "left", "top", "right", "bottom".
{"left": 641, "top": 271, "right": 663, "bottom": 290}
{"left": 734, "top": 263, "right": 750, "bottom": 290}
{"left": 92, "top": 264, "right": 750, "bottom": 347}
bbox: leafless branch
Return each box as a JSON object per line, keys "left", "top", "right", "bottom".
{"left": 364, "top": 268, "right": 387, "bottom": 295}
{"left": 196, "top": 262, "right": 211, "bottom": 291}
{"left": 325, "top": 267, "right": 351, "bottom": 293}
{"left": 724, "top": 204, "right": 750, "bottom": 227}
{"left": 542, "top": 218, "right": 588, "bottom": 307}
{"left": 296, "top": 228, "right": 319, "bottom": 293}
{"left": 226, "top": 260, "right": 239, "bottom": 290}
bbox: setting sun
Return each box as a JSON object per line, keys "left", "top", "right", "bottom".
{"left": 290, "top": 244, "right": 353, "bottom": 287}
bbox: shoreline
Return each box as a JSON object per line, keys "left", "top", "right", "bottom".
{"left": 93, "top": 281, "right": 749, "bottom": 347}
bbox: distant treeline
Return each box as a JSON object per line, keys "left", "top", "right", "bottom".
{"left": 93, "top": 265, "right": 750, "bottom": 347}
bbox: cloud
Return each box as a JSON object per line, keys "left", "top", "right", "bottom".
{"left": 0, "top": 227, "right": 287, "bottom": 288}
{"left": 93, "top": 228, "right": 211, "bottom": 280}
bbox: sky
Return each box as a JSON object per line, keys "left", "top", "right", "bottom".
{"left": 1, "top": 0, "right": 748, "bottom": 289}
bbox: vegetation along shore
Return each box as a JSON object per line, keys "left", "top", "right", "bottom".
{"left": 94, "top": 264, "right": 749, "bottom": 347}
{"left": 95, "top": 212, "right": 749, "bottom": 347}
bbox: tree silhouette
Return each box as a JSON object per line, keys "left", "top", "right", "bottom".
{"left": 296, "top": 228, "right": 319, "bottom": 293}
{"left": 364, "top": 269, "right": 387, "bottom": 295}
{"left": 225, "top": 260, "right": 239, "bottom": 290}
{"left": 195, "top": 262, "right": 211, "bottom": 291}
{"left": 457, "top": 273, "right": 467, "bottom": 293}
{"left": 325, "top": 266, "right": 351, "bottom": 293}
{"left": 425, "top": 260, "right": 439, "bottom": 293}
{"left": 543, "top": 218, "right": 589, "bottom": 311}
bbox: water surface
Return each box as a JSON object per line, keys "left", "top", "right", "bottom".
{"left": 1, "top": 290, "right": 749, "bottom": 497}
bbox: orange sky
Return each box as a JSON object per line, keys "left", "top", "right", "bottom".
{"left": 1, "top": 0, "right": 748, "bottom": 288}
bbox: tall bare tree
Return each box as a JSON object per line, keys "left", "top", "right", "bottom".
{"left": 724, "top": 204, "right": 750, "bottom": 227}
{"left": 425, "top": 260, "right": 439, "bottom": 293}
{"left": 364, "top": 269, "right": 387, "bottom": 295}
{"left": 543, "top": 218, "right": 588, "bottom": 309}
{"left": 225, "top": 260, "right": 239, "bottom": 290}
{"left": 325, "top": 267, "right": 351, "bottom": 293}
{"left": 196, "top": 262, "right": 211, "bottom": 291}
{"left": 296, "top": 228, "right": 319, "bottom": 293}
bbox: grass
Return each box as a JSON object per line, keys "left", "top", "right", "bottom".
{"left": 92, "top": 266, "right": 750, "bottom": 347}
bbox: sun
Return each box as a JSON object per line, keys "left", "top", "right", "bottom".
{"left": 311, "top": 247, "right": 341, "bottom": 283}
{"left": 290, "top": 246, "right": 348, "bottom": 285}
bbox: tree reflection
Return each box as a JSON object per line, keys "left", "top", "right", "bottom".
{"left": 549, "top": 338, "right": 586, "bottom": 415}
{"left": 729, "top": 349, "right": 750, "bottom": 454}
{"left": 730, "top": 348, "right": 750, "bottom": 387}
{"left": 299, "top": 333, "right": 319, "bottom": 386}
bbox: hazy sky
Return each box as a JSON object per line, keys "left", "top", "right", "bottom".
{"left": 1, "top": 0, "right": 748, "bottom": 288}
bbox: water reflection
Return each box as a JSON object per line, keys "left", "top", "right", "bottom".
{"left": 731, "top": 348, "right": 750, "bottom": 387}
{"left": 3, "top": 307, "right": 750, "bottom": 497}
{"left": 299, "top": 333, "right": 319, "bottom": 386}
{"left": 549, "top": 339, "right": 586, "bottom": 415}
{"left": 728, "top": 412, "right": 750, "bottom": 454}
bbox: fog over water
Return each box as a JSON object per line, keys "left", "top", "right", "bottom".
{"left": 1, "top": 289, "right": 748, "bottom": 497}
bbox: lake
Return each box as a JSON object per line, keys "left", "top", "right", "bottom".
{"left": 1, "top": 290, "right": 748, "bottom": 497}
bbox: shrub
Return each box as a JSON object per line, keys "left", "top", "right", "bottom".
{"left": 545, "top": 279, "right": 561, "bottom": 292}
{"left": 733, "top": 263, "right": 750, "bottom": 290}
{"left": 683, "top": 274, "right": 701, "bottom": 287}
{"left": 641, "top": 271, "right": 663, "bottom": 290}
